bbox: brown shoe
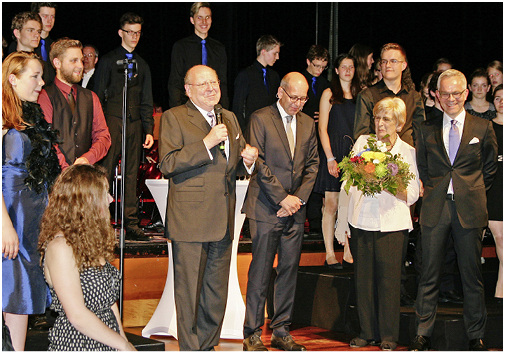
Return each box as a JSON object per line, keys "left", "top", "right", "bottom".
{"left": 243, "top": 333, "right": 268, "bottom": 351}
{"left": 271, "top": 333, "right": 306, "bottom": 351}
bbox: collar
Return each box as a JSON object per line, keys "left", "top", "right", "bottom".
{"left": 254, "top": 60, "right": 267, "bottom": 71}
{"left": 83, "top": 68, "right": 95, "bottom": 77}
{"left": 190, "top": 99, "right": 215, "bottom": 121}
{"left": 54, "top": 77, "right": 77, "bottom": 96}
{"left": 276, "top": 101, "right": 292, "bottom": 120}
{"left": 443, "top": 109, "right": 466, "bottom": 127}
{"left": 377, "top": 79, "right": 409, "bottom": 94}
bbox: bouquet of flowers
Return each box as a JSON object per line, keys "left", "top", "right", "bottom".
{"left": 338, "top": 134, "right": 415, "bottom": 197}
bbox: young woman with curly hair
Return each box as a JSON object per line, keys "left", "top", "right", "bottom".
{"left": 38, "top": 164, "right": 135, "bottom": 351}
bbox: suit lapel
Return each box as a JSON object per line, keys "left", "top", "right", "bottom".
{"left": 271, "top": 106, "right": 293, "bottom": 160}
{"left": 186, "top": 101, "right": 211, "bottom": 135}
{"left": 433, "top": 117, "right": 451, "bottom": 165}
{"left": 454, "top": 113, "right": 475, "bottom": 163}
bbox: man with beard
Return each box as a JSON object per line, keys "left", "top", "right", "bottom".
{"left": 38, "top": 38, "right": 111, "bottom": 170}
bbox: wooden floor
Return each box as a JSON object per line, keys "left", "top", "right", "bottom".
{"left": 125, "top": 322, "right": 409, "bottom": 351}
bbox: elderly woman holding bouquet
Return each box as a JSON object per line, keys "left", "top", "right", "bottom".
{"left": 335, "top": 97, "right": 420, "bottom": 350}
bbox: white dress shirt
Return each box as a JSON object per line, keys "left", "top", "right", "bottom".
{"left": 276, "top": 101, "right": 297, "bottom": 146}
{"left": 81, "top": 68, "right": 95, "bottom": 88}
{"left": 442, "top": 109, "right": 466, "bottom": 194}
{"left": 347, "top": 135, "right": 420, "bottom": 232}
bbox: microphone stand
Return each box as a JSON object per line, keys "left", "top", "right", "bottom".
{"left": 118, "top": 62, "right": 129, "bottom": 320}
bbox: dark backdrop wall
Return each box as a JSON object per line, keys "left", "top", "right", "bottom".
{"left": 3, "top": 2, "right": 503, "bottom": 110}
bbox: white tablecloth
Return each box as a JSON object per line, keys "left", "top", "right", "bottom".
{"left": 142, "top": 179, "right": 249, "bottom": 339}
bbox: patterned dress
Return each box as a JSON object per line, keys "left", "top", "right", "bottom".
{"left": 47, "top": 262, "right": 121, "bottom": 351}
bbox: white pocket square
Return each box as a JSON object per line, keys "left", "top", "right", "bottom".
{"left": 469, "top": 137, "right": 480, "bottom": 144}
{"left": 235, "top": 133, "right": 240, "bottom": 140}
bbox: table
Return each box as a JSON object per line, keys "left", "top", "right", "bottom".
{"left": 141, "top": 179, "right": 249, "bottom": 339}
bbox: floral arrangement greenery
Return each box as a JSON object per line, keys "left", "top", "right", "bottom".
{"left": 338, "top": 134, "right": 415, "bottom": 197}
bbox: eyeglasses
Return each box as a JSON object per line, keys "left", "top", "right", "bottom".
{"left": 438, "top": 90, "right": 466, "bottom": 100}
{"left": 281, "top": 87, "right": 308, "bottom": 104}
{"left": 25, "top": 28, "right": 42, "bottom": 35}
{"left": 311, "top": 61, "right": 328, "bottom": 71}
{"left": 380, "top": 59, "right": 404, "bottom": 66}
{"left": 121, "top": 29, "right": 142, "bottom": 37}
{"left": 83, "top": 53, "right": 96, "bottom": 58}
{"left": 188, "top": 80, "right": 220, "bottom": 88}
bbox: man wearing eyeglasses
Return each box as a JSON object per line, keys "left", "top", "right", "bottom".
{"left": 159, "top": 65, "right": 258, "bottom": 351}
{"left": 168, "top": 2, "right": 228, "bottom": 109}
{"left": 410, "top": 69, "right": 497, "bottom": 351}
{"left": 81, "top": 45, "right": 99, "bottom": 89}
{"left": 94, "top": 12, "right": 154, "bottom": 241}
{"left": 353, "top": 43, "right": 425, "bottom": 148}
{"left": 242, "top": 72, "right": 319, "bottom": 351}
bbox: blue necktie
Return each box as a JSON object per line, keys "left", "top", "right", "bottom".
{"left": 40, "top": 38, "right": 48, "bottom": 61}
{"left": 201, "top": 39, "right": 207, "bottom": 65}
{"left": 125, "top": 53, "right": 133, "bottom": 79}
{"left": 311, "top": 77, "right": 317, "bottom": 96}
{"left": 262, "top": 68, "right": 269, "bottom": 93}
{"left": 448, "top": 120, "right": 460, "bottom": 164}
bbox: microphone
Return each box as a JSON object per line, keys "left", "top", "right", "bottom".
{"left": 116, "top": 58, "right": 137, "bottom": 65}
{"left": 214, "top": 104, "right": 225, "bottom": 151}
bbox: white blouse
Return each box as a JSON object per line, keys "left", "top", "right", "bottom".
{"left": 346, "top": 135, "right": 420, "bottom": 232}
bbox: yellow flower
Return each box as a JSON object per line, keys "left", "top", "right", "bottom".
{"left": 361, "top": 151, "right": 375, "bottom": 162}
{"left": 373, "top": 152, "right": 386, "bottom": 162}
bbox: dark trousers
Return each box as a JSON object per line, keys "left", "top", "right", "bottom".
{"left": 415, "top": 199, "right": 486, "bottom": 339}
{"left": 172, "top": 233, "right": 232, "bottom": 351}
{"left": 243, "top": 219, "right": 304, "bottom": 338}
{"left": 100, "top": 116, "right": 142, "bottom": 227}
{"left": 349, "top": 226, "right": 407, "bottom": 342}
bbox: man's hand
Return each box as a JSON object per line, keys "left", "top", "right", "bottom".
{"left": 241, "top": 144, "right": 258, "bottom": 168}
{"left": 203, "top": 124, "right": 227, "bottom": 149}
{"left": 143, "top": 134, "right": 154, "bottom": 149}
{"left": 278, "top": 195, "right": 302, "bottom": 216}
{"left": 74, "top": 157, "right": 90, "bottom": 165}
{"left": 313, "top": 111, "right": 320, "bottom": 123}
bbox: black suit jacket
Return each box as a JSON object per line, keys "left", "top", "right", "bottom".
{"left": 168, "top": 33, "right": 228, "bottom": 108}
{"left": 417, "top": 112, "right": 497, "bottom": 228}
{"left": 243, "top": 104, "right": 319, "bottom": 224}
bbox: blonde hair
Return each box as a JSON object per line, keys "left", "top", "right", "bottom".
{"left": 49, "top": 38, "right": 82, "bottom": 68}
{"left": 2, "top": 51, "right": 42, "bottom": 130}
{"left": 373, "top": 97, "right": 406, "bottom": 128}
{"left": 39, "top": 164, "right": 116, "bottom": 270}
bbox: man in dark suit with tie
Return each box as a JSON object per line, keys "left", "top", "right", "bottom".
{"left": 242, "top": 72, "right": 319, "bottom": 351}
{"left": 232, "top": 35, "right": 282, "bottom": 137}
{"left": 409, "top": 69, "right": 497, "bottom": 351}
{"left": 94, "top": 12, "right": 154, "bottom": 240}
{"left": 168, "top": 2, "right": 228, "bottom": 108}
{"left": 159, "top": 65, "right": 258, "bottom": 351}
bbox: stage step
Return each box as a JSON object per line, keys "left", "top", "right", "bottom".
{"left": 280, "top": 261, "right": 502, "bottom": 350}
{"left": 25, "top": 330, "right": 164, "bottom": 351}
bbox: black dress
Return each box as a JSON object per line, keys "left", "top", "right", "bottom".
{"left": 314, "top": 99, "right": 355, "bottom": 193}
{"left": 487, "top": 121, "right": 502, "bottom": 221}
{"left": 47, "top": 262, "right": 121, "bottom": 351}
